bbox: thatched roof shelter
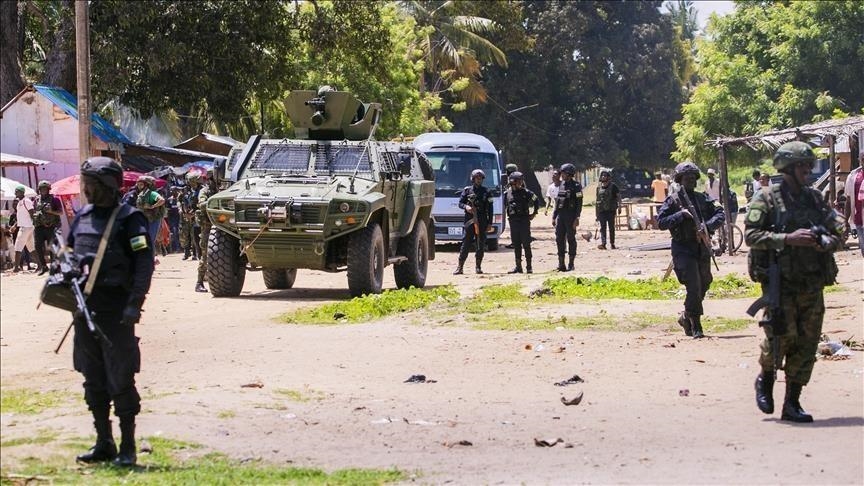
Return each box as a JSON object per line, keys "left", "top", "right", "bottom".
{"left": 708, "top": 115, "right": 864, "bottom": 150}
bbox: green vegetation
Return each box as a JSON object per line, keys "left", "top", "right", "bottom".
{"left": 473, "top": 312, "right": 672, "bottom": 332}
{"left": 280, "top": 286, "right": 459, "bottom": 324}
{"left": 274, "top": 388, "right": 325, "bottom": 403}
{"left": 706, "top": 274, "right": 761, "bottom": 299}
{"left": 216, "top": 410, "right": 236, "bottom": 419}
{"left": 1, "top": 437, "right": 404, "bottom": 485}
{"left": 539, "top": 276, "right": 683, "bottom": 300}
{"left": 0, "top": 389, "right": 70, "bottom": 415}
{"left": 465, "top": 284, "right": 528, "bottom": 314}
{"left": 0, "top": 429, "right": 59, "bottom": 448}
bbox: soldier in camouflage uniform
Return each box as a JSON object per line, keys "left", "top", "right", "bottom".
{"left": 195, "top": 170, "right": 217, "bottom": 292}
{"left": 746, "top": 141, "right": 844, "bottom": 423}
{"left": 179, "top": 173, "right": 201, "bottom": 261}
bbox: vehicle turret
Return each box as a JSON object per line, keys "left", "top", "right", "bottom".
{"left": 284, "top": 86, "right": 381, "bottom": 141}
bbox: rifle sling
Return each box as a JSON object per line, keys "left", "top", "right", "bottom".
{"left": 83, "top": 205, "right": 122, "bottom": 297}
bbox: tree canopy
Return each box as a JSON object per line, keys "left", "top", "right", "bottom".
{"left": 672, "top": 0, "right": 864, "bottom": 164}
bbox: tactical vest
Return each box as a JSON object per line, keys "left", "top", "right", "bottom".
{"left": 506, "top": 189, "right": 532, "bottom": 218}
{"left": 73, "top": 204, "right": 138, "bottom": 291}
{"left": 595, "top": 184, "right": 617, "bottom": 212}
{"left": 666, "top": 192, "right": 701, "bottom": 243}
{"left": 556, "top": 181, "right": 582, "bottom": 212}
{"left": 137, "top": 189, "right": 166, "bottom": 222}
{"left": 33, "top": 196, "right": 61, "bottom": 228}
{"left": 747, "top": 184, "right": 838, "bottom": 291}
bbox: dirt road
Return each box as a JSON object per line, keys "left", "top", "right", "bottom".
{"left": 2, "top": 214, "right": 862, "bottom": 484}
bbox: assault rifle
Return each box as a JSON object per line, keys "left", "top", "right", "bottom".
{"left": 47, "top": 231, "right": 112, "bottom": 353}
{"left": 678, "top": 189, "right": 719, "bottom": 271}
{"left": 463, "top": 193, "right": 480, "bottom": 236}
{"left": 746, "top": 251, "right": 784, "bottom": 379}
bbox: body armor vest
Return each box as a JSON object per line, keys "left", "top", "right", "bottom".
{"left": 73, "top": 205, "right": 137, "bottom": 291}
{"left": 506, "top": 189, "right": 532, "bottom": 218}
{"left": 34, "top": 196, "right": 61, "bottom": 228}
{"left": 596, "top": 184, "right": 617, "bottom": 212}
{"left": 556, "top": 181, "right": 582, "bottom": 212}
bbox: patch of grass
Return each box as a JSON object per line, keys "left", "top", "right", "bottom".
{"left": 465, "top": 283, "right": 528, "bottom": 314}
{"left": 537, "top": 274, "right": 758, "bottom": 301}
{"left": 0, "top": 389, "right": 70, "bottom": 415}
{"left": 216, "top": 409, "right": 236, "bottom": 419}
{"left": 281, "top": 285, "right": 459, "bottom": 324}
{"left": 707, "top": 273, "right": 760, "bottom": 298}
{"left": 1, "top": 437, "right": 404, "bottom": 484}
{"left": 471, "top": 311, "right": 668, "bottom": 332}
{"left": 274, "top": 387, "right": 325, "bottom": 403}
{"left": 252, "top": 402, "right": 289, "bottom": 411}
{"left": 703, "top": 316, "right": 753, "bottom": 333}
{"left": 0, "top": 429, "right": 58, "bottom": 448}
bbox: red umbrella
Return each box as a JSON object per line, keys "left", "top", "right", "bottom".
{"left": 49, "top": 172, "right": 165, "bottom": 196}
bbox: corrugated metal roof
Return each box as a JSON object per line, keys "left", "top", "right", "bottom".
{"left": 708, "top": 115, "right": 864, "bottom": 150}
{"left": 33, "top": 84, "right": 132, "bottom": 145}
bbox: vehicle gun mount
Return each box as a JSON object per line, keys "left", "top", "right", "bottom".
{"left": 285, "top": 87, "right": 381, "bottom": 141}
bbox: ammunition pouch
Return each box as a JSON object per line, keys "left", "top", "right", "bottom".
{"left": 40, "top": 273, "right": 77, "bottom": 312}
{"left": 747, "top": 249, "right": 770, "bottom": 283}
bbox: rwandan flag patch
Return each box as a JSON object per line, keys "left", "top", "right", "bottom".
{"left": 130, "top": 235, "right": 148, "bottom": 251}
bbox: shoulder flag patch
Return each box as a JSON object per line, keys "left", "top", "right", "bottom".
{"left": 130, "top": 235, "right": 148, "bottom": 251}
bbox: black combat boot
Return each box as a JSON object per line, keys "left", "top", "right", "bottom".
{"left": 195, "top": 281, "right": 207, "bottom": 293}
{"left": 113, "top": 416, "right": 137, "bottom": 467}
{"left": 182, "top": 247, "right": 190, "bottom": 260}
{"left": 567, "top": 255, "right": 575, "bottom": 271}
{"left": 453, "top": 260, "right": 465, "bottom": 275}
{"left": 507, "top": 263, "right": 523, "bottom": 274}
{"left": 525, "top": 260, "right": 533, "bottom": 274}
{"left": 690, "top": 314, "right": 704, "bottom": 339}
{"left": 556, "top": 256, "right": 566, "bottom": 272}
{"left": 77, "top": 413, "right": 117, "bottom": 463}
{"left": 677, "top": 312, "right": 693, "bottom": 336}
{"left": 754, "top": 371, "right": 775, "bottom": 414}
{"left": 781, "top": 383, "right": 813, "bottom": 423}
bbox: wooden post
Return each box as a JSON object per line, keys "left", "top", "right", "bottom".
{"left": 717, "top": 144, "right": 734, "bottom": 255}
{"left": 75, "top": 0, "right": 90, "bottom": 202}
{"left": 827, "top": 134, "right": 836, "bottom": 205}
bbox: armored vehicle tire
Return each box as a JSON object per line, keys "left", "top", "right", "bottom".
{"left": 347, "top": 223, "right": 385, "bottom": 297}
{"left": 206, "top": 228, "right": 246, "bottom": 297}
{"left": 394, "top": 220, "right": 429, "bottom": 289}
{"left": 486, "top": 238, "right": 499, "bottom": 251}
{"left": 263, "top": 268, "right": 297, "bottom": 289}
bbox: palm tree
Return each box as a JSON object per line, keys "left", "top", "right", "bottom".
{"left": 399, "top": 0, "right": 507, "bottom": 105}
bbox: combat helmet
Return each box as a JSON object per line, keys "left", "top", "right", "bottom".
{"left": 560, "top": 163, "right": 576, "bottom": 176}
{"left": 81, "top": 157, "right": 123, "bottom": 190}
{"left": 773, "top": 141, "right": 815, "bottom": 172}
{"left": 38, "top": 180, "right": 51, "bottom": 190}
{"left": 186, "top": 172, "right": 202, "bottom": 184}
{"left": 137, "top": 175, "right": 155, "bottom": 188}
{"left": 508, "top": 171, "right": 524, "bottom": 183}
{"left": 505, "top": 163, "right": 518, "bottom": 174}
{"left": 471, "top": 169, "right": 486, "bottom": 180}
{"left": 673, "top": 162, "right": 700, "bottom": 183}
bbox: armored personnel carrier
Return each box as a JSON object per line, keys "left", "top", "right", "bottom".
{"left": 205, "top": 87, "right": 435, "bottom": 297}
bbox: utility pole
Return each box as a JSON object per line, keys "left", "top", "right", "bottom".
{"left": 75, "top": 0, "right": 91, "bottom": 201}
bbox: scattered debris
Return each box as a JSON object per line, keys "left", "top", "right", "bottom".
{"left": 371, "top": 417, "right": 394, "bottom": 424}
{"left": 663, "top": 343, "right": 676, "bottom": 348}
{"left": 241, "top": 381, "right": 264, "bottom": 388}
{"left": 534, "top": 437, "right": 564, "bottom": 447}
{"left": 818, "top": 335, "right": 854, "bottom": 359}
{"left": 404, "top": 374, "right": 437, "bottom": 383}
{"left": 529, "top": 287, "right": 553, "bottom": 298}
{"left": 627, "top": 270, "right": 643, "bottom": 275}
{"left": 139, "top": 440, "right": 153, "bottom": 453}
{"left": 444, "top": 440, "right": 473, "bottom": 448}
{"left": 554, "top": 375, "right": 584, "bottom": 386}
{"left": 525, "top": 343, "right": 545, "bottom": 352}
{"left": 561, "top": 391, "right": 584, "bottom": 406}
{"left": 679, "top": 389, "right": 689, "bottom": 397}
{"left": 333, "top": 311, "right": 346, "bottom": 320}
{"left": 551, "top": 346, "right": 566, "bottom": 353}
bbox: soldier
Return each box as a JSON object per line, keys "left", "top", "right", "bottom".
{"left": 134, "top": 176, "right": 165, "bottom": 249}
{"left": 657, "top": 162, "right": 724, "bottom": 338}
{"left": 504, "top": 172, "right": 539, "bottom": 273}
{"left": 746, "top": 142, "right": 843, "bottom": 423}
{"left": 69, "top": 157, "right": 154, "bottom": 466}
{"left": 504, "top": 163, "right": 518, "bottom": 178}
{"left": 179, "top": 173, "right": 202, "bottom": 260}
{"left": 195, "top": 170, "right": 217, "bottom": 292}
{"left": 552, "top": 163, "right": 583, "bottom": 271}
{"left": 453, "top": 169, "right": 494, "bottom": 275}
{"left": 595, "top": 169, "right": 621, "bottom": 250}
{"left": 33, "top": 180, "right": 63, "bottom": 275}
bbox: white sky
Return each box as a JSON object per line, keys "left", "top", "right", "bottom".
{"left": 692, "top": 1, "right": 736, "bottom": 29}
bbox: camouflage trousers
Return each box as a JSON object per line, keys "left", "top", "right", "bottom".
{"left": 759, "top": 290, "right": 824, "bottom": 385}
{"left": 197, "top": 221, "right": 211, "bottom": 282}
{"left": 178, "top": 217, "right": 197, "bottom": 250}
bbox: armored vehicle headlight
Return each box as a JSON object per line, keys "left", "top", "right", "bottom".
{"left": 219, "top": 199, "right": 235, "bottom": 211}
{"left": 339, "top": 202, "right": 350, "bottom": 213}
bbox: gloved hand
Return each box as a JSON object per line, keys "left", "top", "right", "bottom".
{"left": 121, "top": 306, "right": 141, "bottom": 326}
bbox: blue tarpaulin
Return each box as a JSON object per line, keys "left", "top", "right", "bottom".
{"left": 33, "top": 84, "right": 132, "bottom": 145}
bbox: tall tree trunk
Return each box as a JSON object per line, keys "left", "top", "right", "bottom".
{"left": 43, "top": 0, "right": 75, "bottom": 92}
{"left": 0, "top": 0, "right": 25, "bottom": 107}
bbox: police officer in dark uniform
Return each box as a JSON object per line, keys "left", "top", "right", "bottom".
{"left": 453, "top": 169, "right": 494, "bottom": 275}
{"left": 657, "top": 162, "right": 724, "bottom": 338}
{"left": 746, "top": 142, "right": 843, "bottom": 422}
{"left": 552, "top": 163, "right": 583, "bottom": 271}
{"left": 69, "top": 157, "right": 154, "bottom": 467}
{"left": 504, "top": 172, "right": 539, "bottom": 273}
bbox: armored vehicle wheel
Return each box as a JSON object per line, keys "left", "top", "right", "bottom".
{"left": 486, "top": 238, "right": 499, "bottom": 251}
{"left": 347, "top": 223, "right": 385, "bottom": 297}
{"left": 263, "top": 268, "right": 297, "bottom": 289}
{"left": 394, "top": 220, "right": 429, "bottom": 289}
{"left": 206, "top": 228, "right": 246, "bottom": 297}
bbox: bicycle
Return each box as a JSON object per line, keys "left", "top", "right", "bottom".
{"left": 713, "top": 223, "right": 744, "bottom": 255}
